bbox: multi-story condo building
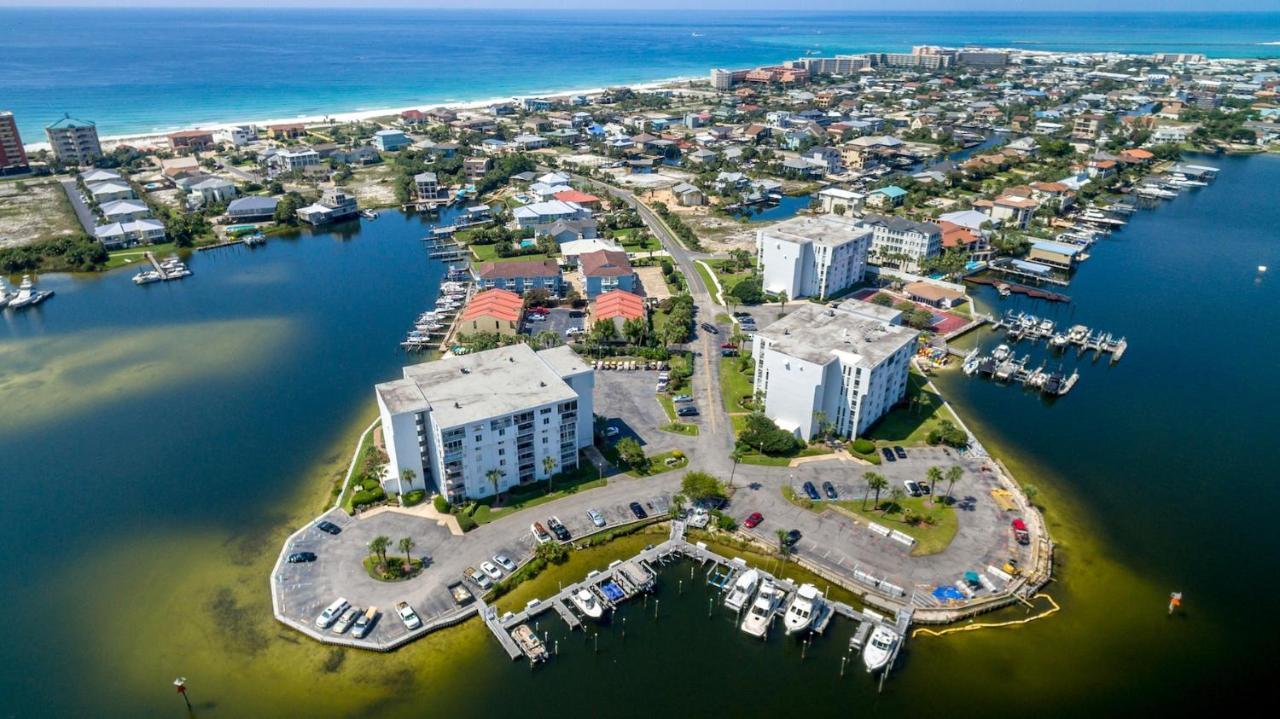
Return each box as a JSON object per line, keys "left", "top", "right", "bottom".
{"left": 375, "top": 345, "right": 594, "bottom": 504}
{"left": 859, "top": 214, "right": 942, "bottom": 273}
{"left": 46, "top": 113, "right": 102, "bottom": 165}
{"left": 757, "top": 214, "right": 870, "bottom": 301}
{"left": 0, "top": 111, "right": 29, "bottom": 176}
{"left": 751, "top": 300, "right": 917, "bottom": 441}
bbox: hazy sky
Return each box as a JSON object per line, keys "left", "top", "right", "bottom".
{"left": 0, "top": 0, "right": 1276, "bottom": 10}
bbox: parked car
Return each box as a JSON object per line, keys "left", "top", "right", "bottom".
{"left": 677, "top": 405, "right": 700, "bottom": 417}
{"left": 802, "top": 481, "right": 820, "bottom": 501}
{"left": 351, "top": 607, "right": 378, "bottom": 639}
{"left": 333, "top": 606, "right": 360, "bottom": 634}
{"left": 822, "top": 481, "right": 838, "bottom": 500}
{"left": 744, "top": 511, "right": 763, "bottom": 529}
{"left": 881, "top": 447, "right": 897, "bottom": 462}
{"left": 903, "top": 480, "right": 922, "bottom": 497}
{"left": 480, "top": 561, "right": 503, "bottom": 581}
{"left": 315, "top": 520, "right": 342, "bottom": 535}
{"left": 493, "top": 554, "right": 517, "bottom": 573}
{"left": 893, "top": 446, "right": 907, "bottom": 459}
{"left": 604, "top": 426, "right": 620, "bottom": 438}
{"left": 527, "top": 314, "right": 546, "bottom": 322}
{"left": 1012, "top": 518, "right": 1031, "bottom": 545}
{"left": 316, "top": 598, "right": 350, "bottom": 629}
{"left": 287, "top": 551, "right": 317, "bottom": 563}
{"left": 466, "top": 566, "right": 492, "bottom": 589}
{"left": 783, "top": 529, "right": 802, "bottom": 547}
{"left": 547, "top": 516, "right": 571, "bottom": 541}
{"left": 587, "top": 508, "right": 606, "bottom": 527}
{"left": 396, "top": 601, "right": 421, "bottom": 630}
{"left": 700, "top": 322, "right": 719, "bottom": 334}
{"left": 531, "top": 522, "right": 552, "bottom": 544}
{"left": 721, "top": 349, "right": 738, "bottom": 357}
{"left": 629, "top": 502, "right": 648, "bottom": 519}
{"left": 917, "top": 482, "right": 931, "bottom": 495}
{"left": 673, "top": 394, "right": 693, "bottom": 403}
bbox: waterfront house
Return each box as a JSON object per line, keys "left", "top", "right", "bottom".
{"left": 167, "top": 130, "right": 215, "bottom": 152}
{"left": 579, "top": 250, "right": 636, "bottom": 299}
{"left": 903, "top": 280, "right": 967, "bottom": 309}
{"left": 226, "top": 196, "right": 278, "bottom": 222}
{"left": 188, "top": 177, "right": 238, "bottom": 206}
{"left": 93, "top": 218, "right": 166, "bottom": 249}
{"left": 373, "top": 129, "right": 409, "bottom": 152}
{"left": 414, "top": 171, "right": 444, "bottom": 201}
{"left": 464, "top": 157, "right": 492, "bottom": 179}
{"left": 459, "top": 289, "right": 524, "bottom": 337}
{"left": 99, "top": 199, "right": 151, "bottom": 223}
{"left": 296, "top": 187, "right": 358, "bottom": 226}
{"left": 473, "top": 259, "right": 563, "bottom": 295}
{"left": 1027, "top": 239, "right": 1083, "bottom": 270}
{"left": 817, "top": 187, "right": 865, "bottom": 215}
{"left": 266, "top": 123, "right": 306, "bottom": 140}
{"left": 867, "top": 185, "right": 908, "bottom": 208}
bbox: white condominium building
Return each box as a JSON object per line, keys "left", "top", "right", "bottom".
{"left": 751, "top": 300, "right": 917, "bottom": 441}
{"left": 859, "top": 214, "right": 942, "bottom": 273}
{"left": 756, "top": 214, "right": 871, "bottom": 301}
{"left": 375, "top": 344, "right": 594, "bottom": 504}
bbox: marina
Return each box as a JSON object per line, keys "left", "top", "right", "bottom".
{"left": 131, "top": 251, "right": 192, "bottom": 285}
{"left": 0, "top": 274, "right": 54, "bottom": 310}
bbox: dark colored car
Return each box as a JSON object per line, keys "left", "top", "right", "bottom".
{"left": 700, "top": 322, "right": 719, "bottom": 334}
{"left": 677, "top": 405, "right": 700, "bottom": 417}
{"left": 893, "top": 446, "right": 907, "bottom": 459}
{"left": 547, "top": 516, "right": 571, "bottom": 541}
{"left": 783, "top": 529, "right": 802, "bottom": 547}
{"left": 720, "top": 349, "right": 738, "bottom": 357}
{"left": 744, "top": 512, "right": 763, "bottom": 529}
{"left": 802, "top": 481, "right": 820, "bottom": 501}
{"left": 881, "top": 447, "right": 897, "bottom": 462}
{"left": 316, "top": 520, "right": 342, "bottom": 535}
{"left": 629, "top": 502, "right": 648, "bottom": 519}
{"left": 287, "top": 551, "right": 317, "bottom": 563}
{"left": 917, "top": 482, "right": 931, "bottom": 495}
{"left": 822, "top": 481, "right": 838, "bottom": 500}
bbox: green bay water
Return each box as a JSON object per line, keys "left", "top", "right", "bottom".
{"left": 2, "top": 156, "right": 1278, "bottom": 716}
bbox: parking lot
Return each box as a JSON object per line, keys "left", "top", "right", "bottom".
{"left": 521, "top": 306, "right": 584, "bottom": 339}
{"left": 593, "top": 365, "right": 694, "bottom": 455}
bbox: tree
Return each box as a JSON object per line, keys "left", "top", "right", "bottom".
{"left": 680, "top": 471, "right": 726, "bottom": 504}
{"left": 925, "top": 466, "right": 943, "bottom": 501}
{"left": 944, "top": 465, "right": 963, "bottom": 504}
{"left": 369, "top": 535, "right": 390, "bottom": 566}
{"left": 738, "top": 412, "right": 801, "bottom": 456}
{"left": 542, "top": 455, "right": 557, "bottom": 491}
{"left": 775, "top": 528, "right": 792, "bottom": 563}
{"left": 590, "top": 319, "right": 618, "bottom": 345}
{"left": 486, "top": 468, "right": 502, "bottom": 503}
{"left": 728, "top": 446, "right": 745, "bottom": 487}
{"left": 1022, "top": 483, "right": 1040, "bottom": 507}
{"left": 399, "top": 468, "right": 416, "bottom": 500}
{"left": 398, "top": 536, "right": 415, "bottom": 568}
{"left": 621, "top": 316, "right": 647, "bottom": 346}
{"left": 615, "top": 437, "right": 647, "bottom": 472}
{"left": 274, "top": 192, "right": 302, "bottom": 225}
{"left": 886, "top": 487, "right": 905, "bottom": 514}
{"left": 864, "top": 472, "right": 888, "bottom": 511}
{"left": 776, "top": 289, "right": 788, "bottom": 317}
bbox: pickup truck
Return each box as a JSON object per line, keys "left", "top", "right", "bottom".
{"left": 396, "top": 601, "right": 421, "bottom": 630}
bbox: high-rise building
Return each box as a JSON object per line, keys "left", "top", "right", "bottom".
{"left": 45, "top": 113, "right": 102, "bottom": 165}
{"left": 756, "top": 214, "right": 871, "bottom": 301}
{"left": 0, "top": 111, "right": 29, "bottom": 176}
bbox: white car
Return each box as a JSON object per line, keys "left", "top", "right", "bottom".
{"left": 604, "top": 426, "right": 620, "bottom": 438}
{"left": 466, "top": 566, "right": 492, "bottom": 589}
{"left": 315, "top": 597, "right": 350, "bottom": 629}
{"left": 493, "top": 554, "right": 517, "bottom": 573}
{"left": 480, "top": 561, "right": 504, "bottom": 581}
{"left": 333, "top": 606, "right": 360, "bottom": 634}
{"left": 396, "top": 601, "right": 421, "bottom": 630}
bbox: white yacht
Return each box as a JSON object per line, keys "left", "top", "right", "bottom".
{"left": 570, "top": 588, "right": 604, "bottom": 620}
{"left": 862, "top": 625, "right": 899, "bottom": 673}
{"left": 991, "top": 344, "right": 1011, "bottom": 361}
{"left": 0, "top": 278, "right": 11, "bottom": 308}
{"left": 740, "top": 579, "right": 781, "bottom": 638}
{"left": 7, "top": 275, "right": 54, "bottom": 309}
{"left": 723, "top": 568, "right": 760, "bottom": 612}
{"left": 783, "top": 583, "right": 824, "bottom": 635}
{"left": 133, "top": 270, "right": 163, "bottom": 285}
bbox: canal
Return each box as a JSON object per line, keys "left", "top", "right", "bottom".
{"left": 0, "top": 153, "right": 1276, "bottom": 716}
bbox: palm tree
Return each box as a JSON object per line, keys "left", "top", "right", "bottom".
{"left": 925, "top": 466, "right": 943, "bottom": 504}
{"left": 369, "top": 535, "right": 390, "bottom": 567}
{"left": 397, "top": 536, "right": 415, "bottom": 569}
{"left": 944, "top": 465, "right": 963, "bottom": 504}
{"left": 486, "top": 469, "right": 502, "bottom": 504}
{"left": 887, "top": 487, "right": 905, "bottom": 514}
{"left": 542, "top": 455, "right": 557, "bottom": 491}
{"left": 775, "top": 528, "right": 792, "bottom": 563}
{"left": 777, "top": 290, "right": 788, "bottom": 317}
{"left": 864, "top": 472, "right": 887, "bottom": 511}
{"left": 728, "top": 446, "right": 745, "bottom": 488}
{"left": 398, "top": 468, "right": 417, "bottom": 504}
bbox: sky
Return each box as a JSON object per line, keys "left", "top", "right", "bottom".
{"left": 0, "top": 0, "right": 1276, "bottom": 10}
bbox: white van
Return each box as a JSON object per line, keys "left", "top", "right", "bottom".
{"left": 316, "top": 597, "right": 350, "bottom": 629}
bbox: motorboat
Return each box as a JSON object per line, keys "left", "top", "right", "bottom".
{"left": 723, "top": 568, "right": 760, "bottom": 612}
{"left": 0, "top": 279, "right": 11, "bottom": 308}
{"left": 783, "top": 583, "right": 824, "bottom": 635}
{"left": 570, "top": 588, "right": 604, "bottom": 619}
{"left": 511, "top": 624, "right": 549, "bottom": 663}
{"left": 6, "top": 275, "right": 54, "bottom": 309}
{"left": 862, "top": 625, "right": 899, "bottom": 673}
{"left": 991, "top": 344, "right": 1011, "bottom": 362}
{"left": 133, "top": 270, "right": 163, "bottom": 285}
{"left": 1048, "top": 333, "right": 1069, "bottom": 349}
{"left": 996, "top": 283, "right": 1011, "bottom": 298}
{"left": 740, "top": 579, "right": 781, "bottom": 638}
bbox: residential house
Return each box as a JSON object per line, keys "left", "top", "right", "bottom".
{"left": 579, "top": 250, "right": 636, "bottom": 298}
{"left": 458, "top": 289, "right": 524, "bottom": 337}
{"left": 373, "top": 129, "right": 410, "bottom": 151}
{"left": 592, "top": 289, "right": 646, "bottom": 333}
{"left": 473, "top": 259, "right": 563, "bottom": 295}
{"left": 296, "top": 187, "right": 359, "bottom": 225}
{"left": 226, "top": 196, "right": 279, "bottom": 222}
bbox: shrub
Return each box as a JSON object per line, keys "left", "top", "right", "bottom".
{"left": 402, "top": 489, "right": 426, "bottom": 507}
{"left": 535, "top": 541, "right": 569, "bottom": 564}
{"left": 432, "top": 494, "right": 450, "bottom": 513}
{"left": 851, "top": 438, "right": 875, "bottom": 454}
{"left": 351, "top": 485, "right": 386, "bottom": 509}
{"left": 456, "top": 513, "right": 477, "bottom": 533}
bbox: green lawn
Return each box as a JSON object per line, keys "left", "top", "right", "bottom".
{"left": 105, "top": 242, "right": 181, "bottom": 271}
{"left": 863, "top": 371, "right": 961, "bottom": 447}
{"left": 719, "top": 356, "right": 755, "bottom": 414}
{"left": 739, "top": 444, "right": 833, "bottom": 467}
{"left": 656, "top": 394, "right": 699, "bottom": 435}
{"left": 834, "top": 497, "right": 959, "bottom": 556}
{"left": 470, "top": 464, "right": 604, "bottom": 525}
{"left": 626, "top": 450, "right": 688, "bottom": 477}
{"left": 704, "top": 259, "right": 754, "bottom": 300}
{"left": 469, "top": 243, "right": 553, "bottom": 264}
{"left": 693, "top": 261, "right": 722, "bottom": 302}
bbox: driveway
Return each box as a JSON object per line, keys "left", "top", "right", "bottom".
{"left": 59, "top": 179, "right": 96, "bottom": 234}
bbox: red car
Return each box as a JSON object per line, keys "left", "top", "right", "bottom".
{"left": 744, "top": 512, "right": 763, "bottom": 529}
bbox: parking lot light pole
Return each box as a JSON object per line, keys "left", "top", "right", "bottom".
{"left": 173, "top": 677, "right": 191, "bottom": 710}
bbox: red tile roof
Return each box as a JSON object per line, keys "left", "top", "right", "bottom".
{"left": 593, "top": 290, "right": 646, "bottom": 322}
{"left": 461, "top": 289, "right": 523, "bottom": 323}
{"left": 553, "top": 190, "right": 601, "bottom": 205}
{"left": 938, "top": 221, "right": 980, "bottom": 249}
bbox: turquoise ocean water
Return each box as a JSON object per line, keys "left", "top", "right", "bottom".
{"left": 2, "top": 9, "right": 1280, "bottom": 140}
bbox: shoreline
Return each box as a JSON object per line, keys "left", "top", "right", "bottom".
{"left": 21, "top": 75, "right": 702, "bottom": 154}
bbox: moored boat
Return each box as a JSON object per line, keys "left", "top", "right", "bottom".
{"left": 7, "top": 275, "right": 54, "bottom": 309}
{"left": 740, "top": 579, "right": 781, "bottom": 638}
{"left": 723, "top": 568, "right": 760, "bottom": 612}
{"left": 783, "top": 583, "right": 824, "bottom": 635}
{"left": 570, "top": 588, "right": 604, "bottom": 619}
{"left": 511, "top": 624, "right": 549, "bottom": 663}
{"left": 863, "top": 625, "right": 899, "bottom": 673}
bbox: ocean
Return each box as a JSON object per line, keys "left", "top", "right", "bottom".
{"left": 2, "top": 9, "right": 1280, "bottom": 140}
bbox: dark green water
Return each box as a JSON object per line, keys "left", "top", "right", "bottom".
{"left": 1, "top": 154, "right": 1276, "bottom": 716}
